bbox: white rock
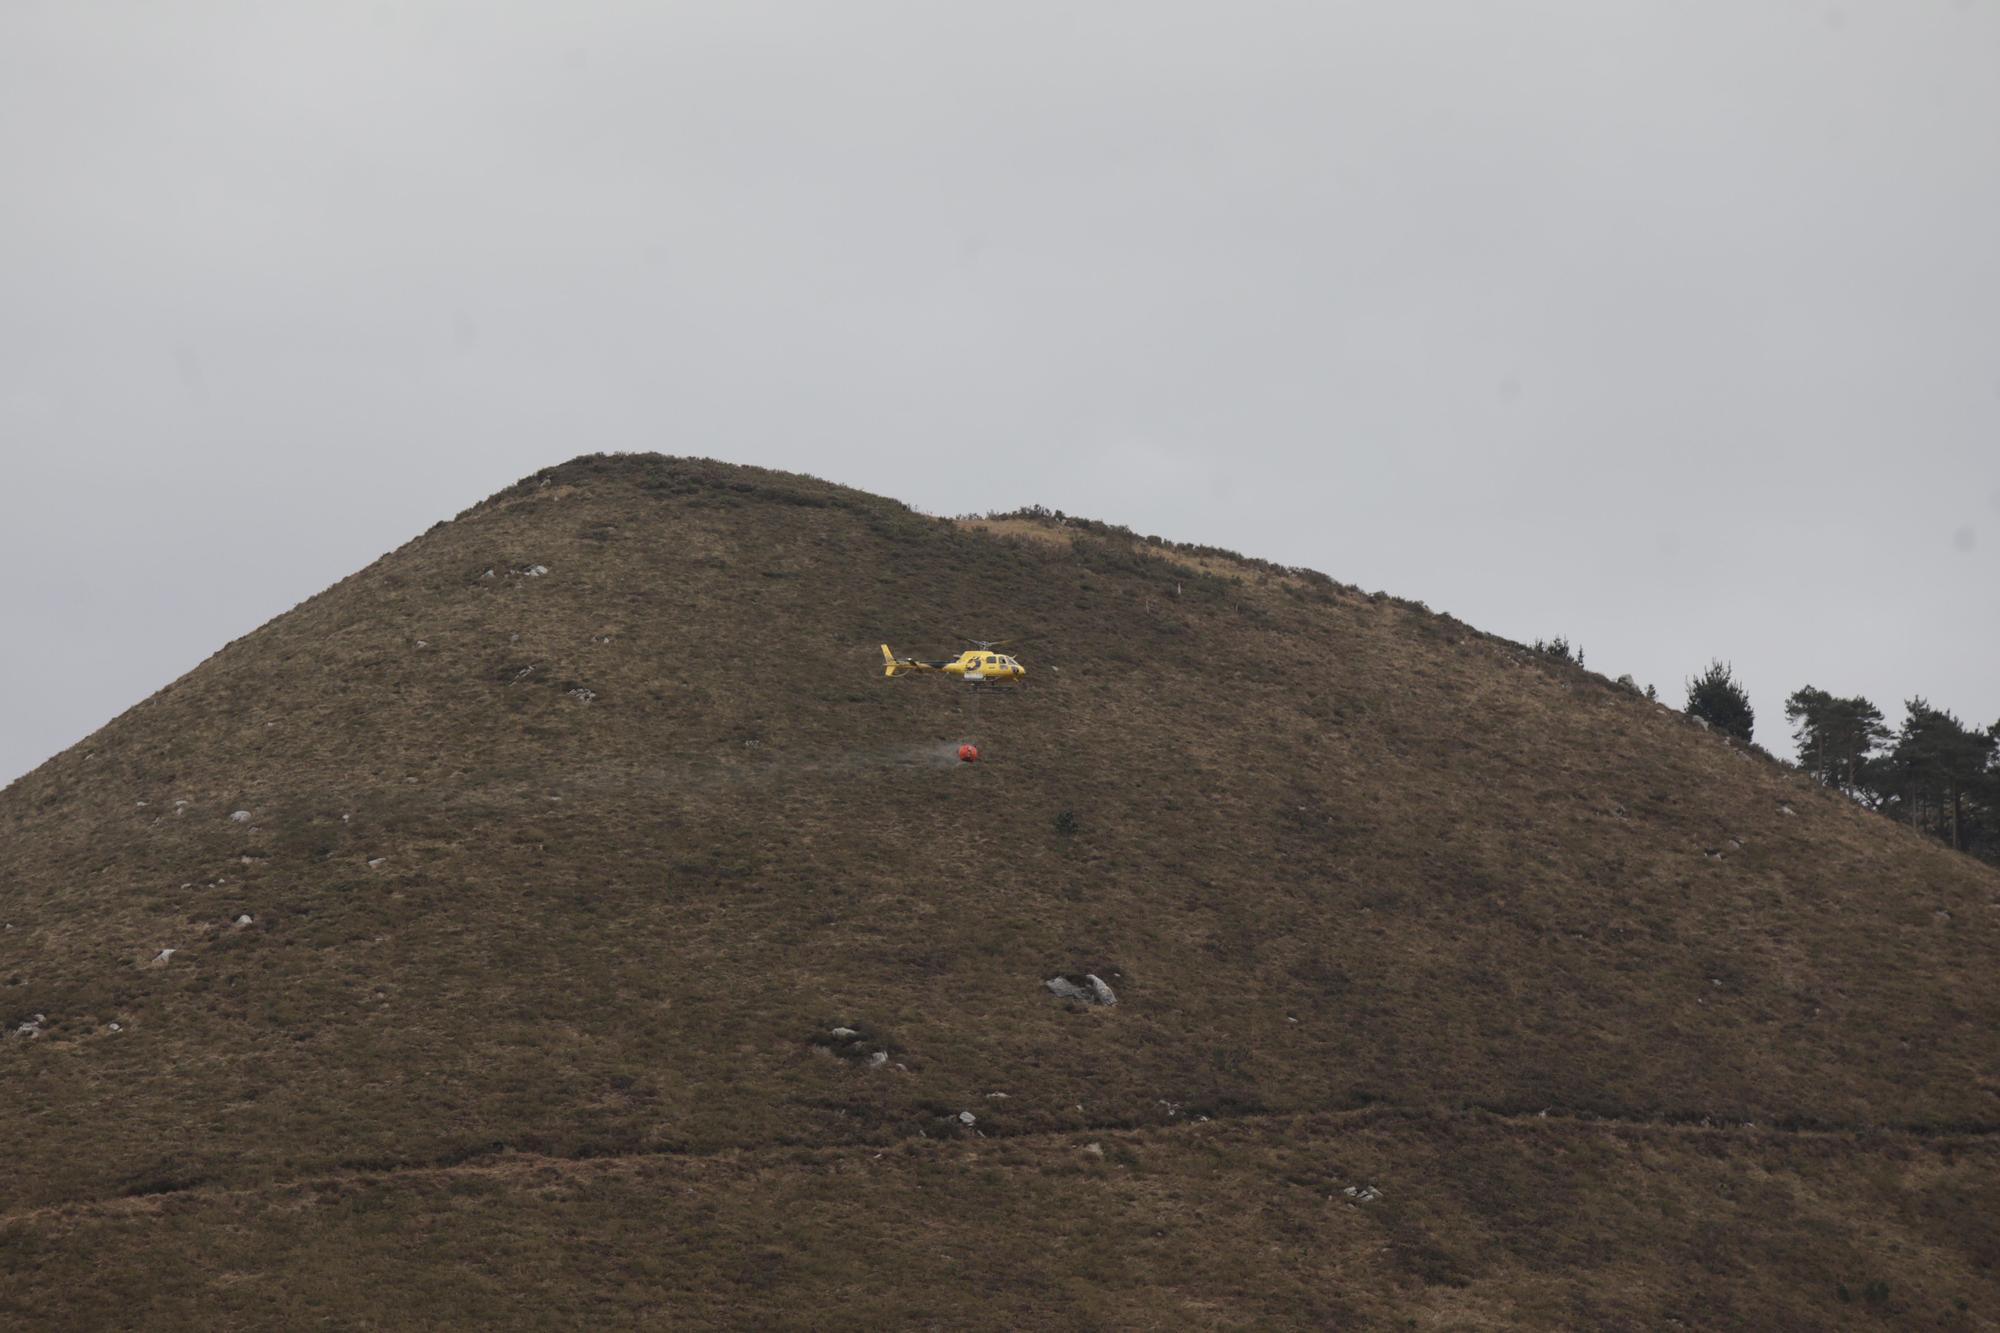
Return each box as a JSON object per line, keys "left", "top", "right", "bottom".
{"left": 830, "top": 1027, "right": 859, "bottom": 1039}
{"left": 524, "top": 565, "right": 549, "bottom": 577}
{"left": 1082, "top": 1142, "right": 1104, "bottom": 1158}
{"left": 229, "top": 810, "right": 252, "bottom": 823}
{"left": 234, "top": 914, "right": 253, "bottom": 928}
{"left": 1780, "top": 805, "right": 1797, "bottom": 817}
{"left": 107, "top": 1021, "right": 122, "bottom": 1032}
{"left": 1045, "top": 975, "right": 1117, "bottom": 1006}
{"left": 958, "top": 1111, "right": 976, "bottom": 1126}
{"left": 866, "top": 1050, "right": 888, "bottom": 1068}
{"left": 153, "top": 948, "right": 176, "bottom": 964}
{"left": 367, "top": 858, "right": 386, "bottom": 869}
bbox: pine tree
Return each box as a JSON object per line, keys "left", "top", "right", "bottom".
{"left": 1787, "top": 686, "right": 1889, "bottom": 794}
{"left": 1786, "top": 686, "right": 1836, "bottom": 782}
{"left": 1981, "top": 720, "right": 2000, "bottom": 861}
{"left": 1686, "top": 660, "right": 1754, "bottom": 743}
{"left": 1874, "top": 700, "right": 1995, "bottom": 851}
{"left": 1948, "top": 718, "right": 1996, "bottom": 854}
{"left": 1832, "top": 696, "right": 1891, "bottom": 793}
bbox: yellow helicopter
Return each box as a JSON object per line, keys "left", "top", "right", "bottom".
{"left": 881, "top": 639, "right": 1028, "bottom": 685}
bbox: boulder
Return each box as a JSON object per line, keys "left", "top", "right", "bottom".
{"left": 1045, "top": 974, "right": 1117, "bottom": 1006}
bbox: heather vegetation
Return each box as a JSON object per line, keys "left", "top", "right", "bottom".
{"left": 2, "top": 455, "right": 1996, "bottom": 1328}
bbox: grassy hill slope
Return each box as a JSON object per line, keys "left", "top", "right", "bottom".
{"left": 4, "top": 455, "right": 1997, "bottom": 1328}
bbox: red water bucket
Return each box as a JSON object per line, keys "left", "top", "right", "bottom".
{"left": 957, "top": 744, "right": 979, "bottom": 763}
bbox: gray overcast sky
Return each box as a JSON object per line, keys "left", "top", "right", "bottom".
{"left": 3, "top": 1, "right": 1997, "bottom": 786}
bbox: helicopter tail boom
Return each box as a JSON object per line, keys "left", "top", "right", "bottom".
{"left": 882, "top": 644, "right": 948, "bottom": 676}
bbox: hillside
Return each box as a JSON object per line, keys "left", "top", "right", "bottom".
{"left": 3, "top": 454, "right": 1997, "bottom": 1329}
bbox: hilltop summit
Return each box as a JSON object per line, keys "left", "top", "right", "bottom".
{"left": 4, "top": 455, "right": 1996, "bottom": 1327}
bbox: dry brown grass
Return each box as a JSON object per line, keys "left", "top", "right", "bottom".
{"left": 7, "top": 1111, "right": 1996, "bottom": 1329}
{"left": 3, "top": 454, "right": 1997, "bottom": 1327}
{"left": 953, "top": 516, "right": 1079, "bottom": 548}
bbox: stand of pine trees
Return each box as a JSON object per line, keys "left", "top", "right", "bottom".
{"left": 1531, "top": 642, "right": 1994, "bottom": 866}
{"left": 1786, "top": 687, "right": 2000, "bottom": 864}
